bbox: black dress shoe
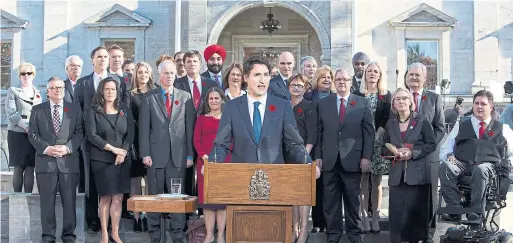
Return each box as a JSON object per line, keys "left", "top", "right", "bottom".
{"left": 109, "top": 235, "right": 120, "bottom": 243}
{"left": 441, "top": 213, "right": 461, "bottom": 221}
{"left": 133, "top": 218, "right": 142, "bottom": 232}
{"left": 142, "top": 217, "right": 148, "bottom": 232}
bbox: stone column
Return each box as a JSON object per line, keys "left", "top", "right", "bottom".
{"left": 472, "top": 1, "right": 499, "bottom": 94}
{"left": 42, "top": 0, "right": 69, "bottom": 83}
{"left": 183, "top": 0, "right": 208, "bottom": 52}
{"left": 330, "top": 0, "right": 352, "bottom": 70}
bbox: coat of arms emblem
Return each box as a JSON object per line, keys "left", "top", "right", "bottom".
{"left": 248, "top": 169, "right": 271, "bottom": 200}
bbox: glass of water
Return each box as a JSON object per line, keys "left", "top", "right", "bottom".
{"left": 170, "top": 178, "right": 182, "bottom": 195}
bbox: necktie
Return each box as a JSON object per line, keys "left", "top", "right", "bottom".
{"left": 339, "top": 98, "right": 346, "bottom": 124}
{"left": 253, "top": 101, "right": 262, "bottom": 143}
{"left": 214, "top": 75, "right": 221, "bottom": 88}
{"left": 413, "top": 92, "right": 419, "bottom": 112}
{"left": 479, "top": 121, "right": 486, "bottom": 139}
{"left": 165, "top": 92, "right": 172, "bottom": 117}
{"left": 53, "top": 104, "right": 61, "bottom": 136}
{"left": 284, "top": 79, "right": 288, "bottom": 86}
{"left": 192, "top": 80, "right": 201, "bottom": 110}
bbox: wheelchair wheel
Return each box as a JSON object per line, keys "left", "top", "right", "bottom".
{"left": 499, "top": 232, "right": 513, "bottom": 243}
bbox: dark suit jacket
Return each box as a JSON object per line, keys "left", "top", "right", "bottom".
{"left": 315, "top": 94, "right": 375, "bottom": 172}
{"left": 353, "top": 91, "right": 392, "bottom": 130}
{"left": 350, "top": 76, "right": 361, "bottom": 94}
{"left": 268, "top": 75, "right": 291, "bottom": 100}
{"left": 74, "top": 72, "right": 129, "bottom": 114}
{"left": 139, "top": 88, "right": 195, "bottom": 168}
{"left": 416, "top": 90, "right": 445, "bottom": 164}
{"left": 28, "top": 101, "right": 84, "bottom": 173}
{"left": 85, "top": 106, "right": 134, "bottom": 163}
{"left": 174, "top": 75, "right": 218, "bottom": 114}
{"left": 209, "top": 94, "right": 312, "bottom": 164}
{"left": 382, "top": 113, "right": 437, "bottom": 186}
{"left": 293, "top": 99, "right": 317, "bottom": 145}
{"left": 63, "top": 79, "right": 76, "bottom": 103}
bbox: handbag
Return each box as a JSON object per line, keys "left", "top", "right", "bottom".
{"left": 185, "top": 217, "right": 206, "bottom": 243}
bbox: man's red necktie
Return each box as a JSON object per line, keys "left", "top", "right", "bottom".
{"left": 165, "top": 92, "right": 172, "bottom": 117}
{"left": 479, "top": 121, "right": 486, "bottom": 139}
{"left": 413, "top": 92, "right": 419, "bottom": 112}
{"left": 339, "top": 98, "right": 346, "bottom": 124}
{"left": 192, "top": 80, "right": 201, "bottom": 110}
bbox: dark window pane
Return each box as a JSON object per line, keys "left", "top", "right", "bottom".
{"left": 1, "top": 42, "right": 12, "bottom": 89}
{"left": 104, "top": 40, "right": 136, "bottom": 61}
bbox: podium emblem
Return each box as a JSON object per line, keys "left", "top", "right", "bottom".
{"left": 249, "top": 169, "right": 271, "bottom": 200}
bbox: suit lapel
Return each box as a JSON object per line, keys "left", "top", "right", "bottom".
{"left": 57, "top": 103, "right": 71, "bottom": 140}
{"left": 402, "top": 114, "right": 418, "bottom": 143}
{"left": 420, "top": 90, "right": 428, "bottom": 114}
{"left": 277, "top": 76, "right": 288, "bottom": 96}
{"left": 44, "top": 104, "right": 55, "bottom": 136}
{"left": 153, "top": 92, "right": 169, "bottom": 119}
{"left": 342, "top": 95, "right": 356, "bottom": 126}
{"left": 182, "top": 77, "right": 192, "bottom": 93}
{"left": 87, "top": 74, "right": 95, "bottom": 95}
{"left": 259, "top": 96, "right": 274, "bottom": 144}
{"left": 329, "top": 95, "right": 341, "bottom": 126}
{"left": 170, "top": 90, "right": 181, "bottom": 122}
{"left": 390, "top": 118, "right": 402, "bottom": 144}
{"left": 65, "top": 79, "right": 74, "bottom": 99}
{"left": 201, "top": 77, "right": 210, "bottom": 96}
{"left": 238, "top": 97, "right": 257, "bottom": 144}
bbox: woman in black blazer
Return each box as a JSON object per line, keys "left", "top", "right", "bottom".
{"left": 382, "top": 87, "right": 436, "bottom": 243}
{"left": 353, "top": 62, "right": 392, "bottom": 233}
{"left": 85, "top": 77, "right": 134, "bottom": 243}
{"left": 128, "top": 61, "right": 156, "bottom": 232}
{"left": 288, "top": 74, "right": 317, "bottom": 243}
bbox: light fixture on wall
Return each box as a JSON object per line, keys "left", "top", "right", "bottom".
{"left": 259, "top": 7, "right": 281, "bottom": 35}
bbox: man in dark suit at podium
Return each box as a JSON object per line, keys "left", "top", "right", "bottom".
{"left": 209, "top": 56, "right": 318, "bottom": 173}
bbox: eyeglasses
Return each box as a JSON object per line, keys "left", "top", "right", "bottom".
{"left": 20, "top": 72, "right": 33, "bottom": 76}
{"left": 48, "top": 86, "right": 64, "bottom": 91}
{"left": 290, "top": 84, "right": 305, "bottom": 89}
{"left": 230, "top": 73, "right": 242, "bottom": 78}
{"left": 335, "top": 78, "right": 352, "bottom": 82}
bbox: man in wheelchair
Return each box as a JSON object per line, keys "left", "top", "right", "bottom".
{"left": 439, "top": 90, "right": 513, "bottom": 223}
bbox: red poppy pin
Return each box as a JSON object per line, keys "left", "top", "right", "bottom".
{"left": 119, "top": 110, "right": 125, "bottom": 116}
{"left": 488, "top": 130, "right": 494, "bottom": 136}
{"left": 63, "top": 107, "right": 68, "bottom": 113}
{"left": 36, "top": 94, "right": 40, "bottom": 98}
{"left": 350, "top": 100, "right": 357, "bottom": 106}
{"left": 174, "top": 100, "right": 179, "bottom": 105}
{"left": 378, "top": 94, "right": 384, "bottom": 101}
{"left": 269, "top": 104, "right": 277, "bottom": 112}
{"left": 422, "top": 95, "right": 427, "bottom": 101}
{"left": 298, "top": 108, "right": 303, "bottom": 113}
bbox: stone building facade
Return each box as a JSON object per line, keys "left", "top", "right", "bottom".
{"left": 1, "top": 0, "right": 513, "bottom": 96}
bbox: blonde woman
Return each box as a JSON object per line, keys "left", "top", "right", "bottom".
{"left": 303, "top": 65, "right": 335, "bottom": 103}
{"left": 354, "top": 62, "right": 391, "bottom": 234}
{"left": 6, "top": 62, "right": 42, "bottom": 192}
{"left": 128, "top": 62, "right": 156, "bottom": 232}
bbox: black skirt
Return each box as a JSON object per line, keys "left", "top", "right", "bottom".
{"left": 91, "top": 159, "right": 131, "bottom": 196}
{"left": 7, "top": 130, "right": 35, "bottom": 167}
{"left": 389, "top": 180, "right": 430, "bottom": 243}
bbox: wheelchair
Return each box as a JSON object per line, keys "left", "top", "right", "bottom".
{"left": 437, "top": 157, "right": 513, "bottom": 243}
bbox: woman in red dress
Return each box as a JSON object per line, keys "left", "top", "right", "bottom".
{"left": 194, "top": 86, "right": 230, "bottom": 243}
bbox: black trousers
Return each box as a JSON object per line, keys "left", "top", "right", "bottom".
{"left": 323, "top": 158, "right": 363, "bottom": 243}
{"left": 77, "top": 148, "right": 85, "bottom": 193}
{"left": 311, "top": 174, "right": 326, "bottom": 229}
{"left": 146, "top": 159, "right": 186, "bottom": 242}
{"left": 37, "top": 171, "right": 78, "bottom": 243}
{"left": 84, "top": 147, "right": 100, "bottom": 227}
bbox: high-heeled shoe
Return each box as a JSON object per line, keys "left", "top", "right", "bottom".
{"left": 109, "top": 235, "right": 122, "bottom": 243}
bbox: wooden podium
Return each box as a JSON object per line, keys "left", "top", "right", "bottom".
{"left": 203, "top": 162, "right": 316, "bottom": 243}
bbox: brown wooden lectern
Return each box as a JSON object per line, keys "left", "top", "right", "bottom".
{"left": 203, "top": 162, "right": 316, "bottom": 243}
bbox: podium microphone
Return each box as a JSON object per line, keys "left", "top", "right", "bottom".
{"left": 213, "top": 124, "right": 232, "bottom": 163}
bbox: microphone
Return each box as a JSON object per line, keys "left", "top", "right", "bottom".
{"left": 212, "top": 124, "right": 232, "bottom": 163}
{"left": 285, "top": 123, "right": 308, "bottom": 164}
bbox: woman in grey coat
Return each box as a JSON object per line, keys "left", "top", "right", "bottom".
{"left": 382, "top": 87, "right": 436, "bottom": 243}
{"left": 5, "top": 62, "right": 42, "bottom": 192}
